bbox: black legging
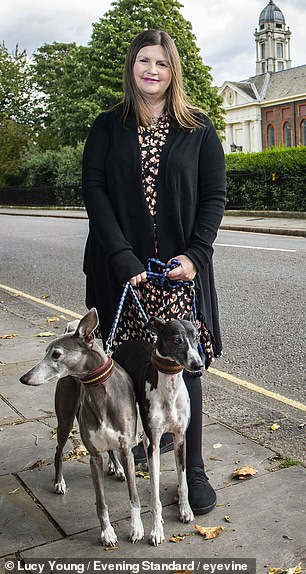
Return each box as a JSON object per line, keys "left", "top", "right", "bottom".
{"left": 184, "top": 371, "right": 204, "bottom": 470}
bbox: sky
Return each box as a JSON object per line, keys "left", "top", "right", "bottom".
{"left": 1, "top": 0, "right": 305, "bottom": 87}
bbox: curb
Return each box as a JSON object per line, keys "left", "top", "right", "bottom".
{"left": 220, "top": 224, "right": 306, "bottom": 237}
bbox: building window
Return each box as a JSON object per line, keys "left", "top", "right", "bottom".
{"left": 266, "top": 110, "right": 274, "bottom": 122}
{"left": 267, "top": 125, "right": 275, "bottom": 148}
{"left": 299, "top": 104, "right": 306, "bottom": 117}
{"left": 277, "top": 61, "right": 284, "bottom": 71}
{"left": 260, "top": 43, "right": 265, "bottom": 59}
{"left": 283, "top": 122, "right": 291, "bottom": 147}
{"left": 262, "top": 62, "right": 266, "bottom": 73}
{"left": 282, "top": 107, "right": 290, "bottom": 119}
{"left": 276, "top": 23, "right": 282, "bottom": 29}
{"left": 277, "top": 43, "right": 283, "bottom": 58}
{"left": 301, "top": 119, "right": 306, "bottom": 146}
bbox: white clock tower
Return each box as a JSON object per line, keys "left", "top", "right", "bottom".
{"left": 254, "top": 0, "right": 291, "bottom": 75}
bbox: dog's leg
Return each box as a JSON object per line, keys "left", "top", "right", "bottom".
{"left": 120, "top": 445, "right": 144, "bottom": 543}
{"left": 107, "top": 450, "right": 125, "bottom": 481}
{"left": 54, "top": 376, "right": 80, "bottom": 494}
{"left": 173, "top": 433, "right": 194, "bottom": 523}
{"left": 146, "top": 433, "right": 165, "bottom": 546}
{"left": 90, "top": 453, "right": 117, "bottom": 547}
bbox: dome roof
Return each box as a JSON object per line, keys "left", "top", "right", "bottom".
{"left": 259, "top": 0, "right": 285, "bottom": 23}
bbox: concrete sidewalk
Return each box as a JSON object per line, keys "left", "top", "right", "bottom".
{"left": 0, "top": 206, "right": 306, "bottom": 237}
{"left": 0, "top": 289, "right": 305, "bottom": 574}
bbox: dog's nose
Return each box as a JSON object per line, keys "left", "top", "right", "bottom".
{"left": 20, "top": 374, "right": 29, "bottom": 385}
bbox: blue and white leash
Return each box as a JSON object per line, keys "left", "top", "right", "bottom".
{"left": 105, "top": 258, "right": 197, "bottom": 355}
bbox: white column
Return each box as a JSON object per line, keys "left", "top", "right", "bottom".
{"left": 242, "top": 121, "right": 250, "bottom": 152}
{"left": 253, "top": 119, "right": 262, "bottom": 152}
{"left": 226, "top": 124, "right": 233, "bottom": 154}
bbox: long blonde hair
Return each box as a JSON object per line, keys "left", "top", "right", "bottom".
{"left": 122, "top": 29, "right": 204, "bottom": 129}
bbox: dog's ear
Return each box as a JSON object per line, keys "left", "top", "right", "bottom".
{"left": 65, "top": 319, "right": 80, "bottom": 334}
{"left": 147, "top": 317, "right": 166, "bottom": 335}
{"left": 75, "top": 308, "right": 99, "bottom": 342}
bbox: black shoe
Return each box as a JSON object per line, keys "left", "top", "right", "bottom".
{"left": 187, "top": 466, "right": 217, "bottom": 515}
{"left": 133, "top": 433, "right": 174, "bottom": 465}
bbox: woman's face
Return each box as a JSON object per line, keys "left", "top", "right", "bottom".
{"left": 133, "top": 44, "right": 172, "bottom": 103}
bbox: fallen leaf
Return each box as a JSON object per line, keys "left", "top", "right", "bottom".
{"left": 224, "top": 515, "right": 231, "bottom": 523}
{"left": 271, "top": 423, "right": 280, "bottom": 431}
{"left": 213, "top": 442, "right": 222, "bottom": 449}
{"left": 0, "top": 333, "right": 18, "bottom": 339}
{"left": 72, "top": 444, "right": 87, "bottom": 458}
{"left": 36, "top": 332, "right": 54, "bottom": 337}
{"left": 136, "top": 470, "right": 150, "bottom": 479}
{"left": 8, "top": 488, "right": 20, "bottom": 495}
{"left": 169, "top": 532, "right": 192, "bottom": 543}
{"left": 47, "top": 316, "right": 59, "bottom": 323}
{"left": 287, "top": 564, "right": 302, "bottom": 574}
{"left": 30, "top": 459, "right": 47, "bottom": 469}
{"left": 232, "top": 465, "right": 258, "bottom": 480}
{"left": 282, "top": 535, "right": 293, "bottom": 540}
{"left": 50, "top": 429, "right": 57, "bottom": 440}
{"left": 41, "top": 294, "right": 50, "bottom": 299}
{"left": 194, "top": 525, "right": 224, "bottom": 540}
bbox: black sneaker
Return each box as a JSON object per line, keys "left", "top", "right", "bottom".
{"left": 133, "top": 433, "right": 174, "bottom": 465}
{"left": 187, "top": 466, "right": 217, "bottom": 515}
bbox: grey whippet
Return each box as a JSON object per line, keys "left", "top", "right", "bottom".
{"left": 113, "top": 317, "right": 203, "bottom": 546}
{"left": 20, "top": 308, "right": 144, "bottom": 547}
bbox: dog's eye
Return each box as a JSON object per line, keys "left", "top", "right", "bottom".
{"left": 173, "top": 336, "right": 182, "bottom": 344}
{"left": 52, "top": 350, "right": 62, "bottom": 360}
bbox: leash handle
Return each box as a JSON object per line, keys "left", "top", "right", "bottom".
{"left": 146, "top": 257, "right": 191, "bottom": 289}
{"left": 105, "top": 258, "right": 197, "bottom": 355}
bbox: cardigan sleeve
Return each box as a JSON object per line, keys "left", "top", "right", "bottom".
{"left": 184, "top": 118, "right": 226, "bottom": 271}
{"left": 82, "top": 113, "right": 145, "bottom": 283}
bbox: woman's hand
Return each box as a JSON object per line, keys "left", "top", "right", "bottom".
{"left": 129, "top": 271, "right": 147, "bottom": 287}
{"left": 167, "top": 255, "right": 197, "bottom": 281}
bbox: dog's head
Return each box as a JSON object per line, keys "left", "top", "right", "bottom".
{"left": 20, "top": 308, "right": 100, "bottom": 386}
{"left": 148, "top": 317, "right": 203, "bottom": 372}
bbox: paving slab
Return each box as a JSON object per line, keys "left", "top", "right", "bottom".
{"left": 0, "top": 361, "right": 56, "bottom": 420}
{"left": 0, "top": 311, "right": 57, "bottom": 365}
{"left": 0, "top": 398, "right": 21, "bottom": 426}
{"left": 0, "top": 474, "right": 62, "bottom": 556}
{"left": 0, "top": 418, "right": 74, "bottom": 475}
{"left": 19, "top": 466, "right": 305, "bottom": 574}
{"left": 18, "top": 422, "right": 275, "bottom": 537}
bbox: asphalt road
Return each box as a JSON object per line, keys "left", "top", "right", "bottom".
{"left": 1, "top": 214, "right": 305, "bottom": 460}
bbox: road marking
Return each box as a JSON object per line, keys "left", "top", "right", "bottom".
{"left": 215, "top": 243, "right": 296, "bottom": 253}
{"left": 0, "top": 283, "right": 82, "bottom": 319}
{"left": 209, "top": 367, "right": 306, "bottom": 412}
{"left": 1, "top": 282, "right": 305, "bottom": 412}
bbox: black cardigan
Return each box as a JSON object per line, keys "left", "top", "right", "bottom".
{"left": 82, "top": 105, "right": 226, "bottom": 354}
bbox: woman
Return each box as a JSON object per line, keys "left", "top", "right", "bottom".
{"left": 82, "top": 30, "right": 226, "bottom": 515}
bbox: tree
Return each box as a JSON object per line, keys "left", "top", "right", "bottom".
{"left": 0, "top": 43, "right": 41, "bottom": 128}
{"left": 0, "top": 43, "right": 42, "bottom": 184}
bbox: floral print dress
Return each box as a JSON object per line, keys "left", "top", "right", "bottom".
{"left": 112, "top": 115, "right": 214, "bottom": 367}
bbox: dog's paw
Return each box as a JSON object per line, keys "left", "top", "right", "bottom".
{"left": 108, "top": 460, "right": 125, "bottom": 481}
{"left": 129, "top": 520, "right": 144, "bottom": 543}
{"left": 100, "top": 526, "right": 118, "bottom": 547}
{"left": 179, "top": 503, "right": 194, "bottom": 523}
{"left": 54, "top": 478, "right": 66, "bottom": 495}
{"left": 150, "top": 525, "right": 165, "bottom": 546}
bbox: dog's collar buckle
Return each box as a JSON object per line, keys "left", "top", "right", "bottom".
{"left": 151, "top": 350, "right": 183, "bottom": 375}
{"left": 80, "top": 357, "right": 114, "bottom": 385}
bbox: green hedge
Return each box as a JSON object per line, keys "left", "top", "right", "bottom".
{"left": 1, "top": 143, "right": 305, "bottom": 210}
{"left": 226, "top": 147, "right": 306, "bottom": 211}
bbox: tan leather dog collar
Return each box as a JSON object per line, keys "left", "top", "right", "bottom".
{"left": 80, "top": 357, "right": 114, "bottom": 385}
{"left": 151, "top": 349, "right": 183, "bottom": 375}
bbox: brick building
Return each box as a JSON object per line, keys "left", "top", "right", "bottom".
{"left": 218, "top": 0, "right": 306, "bottom": 152}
